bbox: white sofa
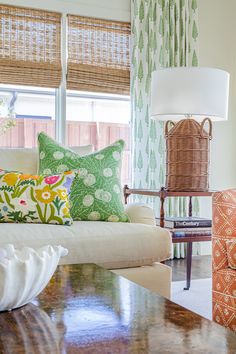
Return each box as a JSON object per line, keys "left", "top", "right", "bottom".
{"left": 0, "top": 147, "right": 172, "bottom": 298}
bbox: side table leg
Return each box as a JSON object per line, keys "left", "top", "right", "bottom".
{"left": 184, "top": 242, "right": 193, "bottom": 290}
{"left": 159, "top": 187, "right": 166, "bottom": 228}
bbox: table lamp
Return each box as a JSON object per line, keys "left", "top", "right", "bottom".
{"left": 150, "top": 67, "right": 230, "bottom": 191}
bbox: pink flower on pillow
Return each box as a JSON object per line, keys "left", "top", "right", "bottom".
{"left": 13, "top": 197, "right": 36, "bottom": 213}
{"left": 44, "top": 175, "right": 60, "bottom": 185}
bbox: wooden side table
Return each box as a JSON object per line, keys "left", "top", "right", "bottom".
{"left": 172, "top": 233, "right": 212, "bottom": 290}
{"left": 123, "top": 185, "right": 214, "bottom": 290}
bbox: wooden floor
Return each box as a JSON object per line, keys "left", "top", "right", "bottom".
{"left": 166, "top": 255, "right": 212, "bottom": 282}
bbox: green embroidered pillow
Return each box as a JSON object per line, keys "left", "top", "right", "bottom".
{"left": 0, "top": 169, "right": 75, "bottom": 225}
{"left": 38, "top": 132, "right": 128, "bottom": 222}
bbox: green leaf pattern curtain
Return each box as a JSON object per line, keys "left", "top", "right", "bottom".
{"left": 131, "top": 0, "right": 200, "bottom": 258}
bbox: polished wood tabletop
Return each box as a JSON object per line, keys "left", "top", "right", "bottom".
{"left": 0, "top": 263, "right": 236, "bottom": 353}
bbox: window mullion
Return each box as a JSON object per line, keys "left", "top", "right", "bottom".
{"left": 56, "top": 13, "right": 67, "bottom": 144}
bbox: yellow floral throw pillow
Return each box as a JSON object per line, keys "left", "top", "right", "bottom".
{"left": 0, "top": 169, "right": 75, "bottom": 225}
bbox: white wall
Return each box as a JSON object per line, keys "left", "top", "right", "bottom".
{"left": 0, "top": 0, "right": 131, "bottom": 21}
{"left": 198, "top": 0, "right": 236, "bottom": 191}
{"left": 197, "top": 0, "right": 236, "bottom": 254}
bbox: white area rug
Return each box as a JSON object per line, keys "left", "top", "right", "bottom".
{"left": 171, "top": 278, "right": 212, "bottom": 320}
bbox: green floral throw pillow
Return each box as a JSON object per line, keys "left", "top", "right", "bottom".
{"left": 0, "top": 169, "right": 75, "bottom": 225}
{"left": 38, "top": 132, "right": 128, "bottom": 222}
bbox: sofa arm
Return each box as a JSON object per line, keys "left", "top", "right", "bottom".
{"left": 212, "top": 189, "right": 236, "bottom": 272}
{"left": 125, "top": 203, "right": 156, "bottom": 226}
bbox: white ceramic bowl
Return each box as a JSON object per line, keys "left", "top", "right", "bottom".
{"left": 0, "top": 244, "right": 68, "bottom": 311}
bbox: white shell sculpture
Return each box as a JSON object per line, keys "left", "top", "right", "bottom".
{"left": 0, "top": 244, "right": 68, "bottom": 312}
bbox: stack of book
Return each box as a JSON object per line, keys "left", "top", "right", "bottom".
{"left": 156, "top": 217, "right": 212, "bottom": 238}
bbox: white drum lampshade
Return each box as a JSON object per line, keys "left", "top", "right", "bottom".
{"left": 150, "top": 67, "right": 230, "bottom": 121}
{"left": 150, "top": 67, "right": 230, "bottom": 191}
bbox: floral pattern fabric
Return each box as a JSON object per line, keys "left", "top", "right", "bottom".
{"left": 38, "top": 132, "right": 128, "bottom": 222}
{"left": 0, "top": 170, "right": 75, "bottom": 225}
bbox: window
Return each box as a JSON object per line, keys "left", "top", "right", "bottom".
{"left": 0, "top": 85, "right": 55, "bottom": 148}
{"left": 0, "top": 5, "right": 59, "bottom": 147}
{"left": 0, "top": 5, "right": 62, "bottom": 87}
{"left": 66, "top": 91, "right": 130, "bottom": 185}
{"left": 67, "top": 15, "right": 130, "bottom": 95}
{"left": 66, "top": 15, "right": 131, "bottom": 185}
{"left": 0, "top": 7, "right": 131, "bottom": 184}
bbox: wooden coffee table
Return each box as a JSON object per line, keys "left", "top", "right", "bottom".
{"left": 0, "top": 263, "right": 236, "bottom": 353}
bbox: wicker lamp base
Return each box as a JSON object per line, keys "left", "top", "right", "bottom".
{"left": 165, "top": 118, "right": 212, "bottom": 192}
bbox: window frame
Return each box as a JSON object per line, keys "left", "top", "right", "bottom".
{"left": 55, "top": 13, "right": 130, "bottom": 145}
{"left": 0, "top": 7, "right": 130, "bottom": 145}
{"left": 55, "top": 13, "right": 67, "bottom": 144}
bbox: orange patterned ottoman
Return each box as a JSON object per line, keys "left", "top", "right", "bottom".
{"left": 212, "top": 189, "right": 236, "bottom": 332}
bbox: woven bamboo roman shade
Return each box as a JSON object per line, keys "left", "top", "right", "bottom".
{"left": 67, "top": 15, "right": 130, "bottom": 95}
{"left": 0, "top": 5, "right": 62, "bottom": 88}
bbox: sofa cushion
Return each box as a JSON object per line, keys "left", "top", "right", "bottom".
{"left": 0, "top": 145, "right": 93, "bottom": 175}
{"left": 0, "top": 170, "right": 75, "bottom": 225}
{"left": 125, "top": 203, "right": 156, "bottom": 225}
{"left": 0, "top": 222, "right": 171, "bottom": 269}
{"left": 0, "top": 148, "right": 38, "bottom": 175}
{"left": 38, "top": 132, "right": 128, "bottom": 222}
